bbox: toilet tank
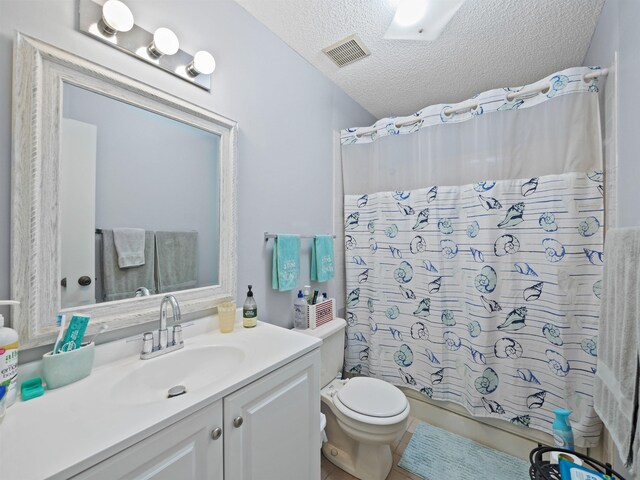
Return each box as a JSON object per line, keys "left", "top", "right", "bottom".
{"left": 296, "top": 318, "right": 346, "bottom": 387}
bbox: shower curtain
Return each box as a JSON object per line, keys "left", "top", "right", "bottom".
{"left": 341, "top": 67, "right": 606, "bottom": 447}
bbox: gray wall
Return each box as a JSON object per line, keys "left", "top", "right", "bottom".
{"left": 584, "top": 0, "right": 638, "bottom": 475}
{"left": 63, "top": 83, "right": 221, "bottom": 288}
{"left": 584, "top": 0, "right": 640, "bottom": 229}
{"left": 0, "top": 0, "right": 375, "bottom": 331}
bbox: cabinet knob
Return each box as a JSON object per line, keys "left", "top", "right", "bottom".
{"left": 233, "top": 416, "right": 243, "bottom": 428}
{"left": 211, "top": 427, "right": 222, "bottom": 440}
{"left": 78, "top": 276, "right": 92, "bottom": 286}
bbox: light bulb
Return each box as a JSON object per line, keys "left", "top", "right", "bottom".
{"left": 187, "top": 51, "right": 216, "bottom": 76}
{"left": 148, "top": 28, "right": 180, "bottom": 58}
{"left": 100, "top": 0, "right": 134, "bottom": 35}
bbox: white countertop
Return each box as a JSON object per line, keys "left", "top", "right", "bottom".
{"left": 0, "top": 320, "right": 321, "bottom": 480}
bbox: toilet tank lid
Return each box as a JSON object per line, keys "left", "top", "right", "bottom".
{"left": 294, "top": 318, "right": 346, "bottom": 339}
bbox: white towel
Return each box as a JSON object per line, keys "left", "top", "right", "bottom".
{"left": 594, "top": 228, "right": 640, "bottom": 470}
{"left": 113, "top": 228, "right": 146, "bottom": 268}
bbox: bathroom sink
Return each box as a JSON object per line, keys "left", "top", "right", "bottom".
{"left": 111, "top": 345, "right": 245, "bottom": 405}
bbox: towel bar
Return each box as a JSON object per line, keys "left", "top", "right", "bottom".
{"left": 264, "top": 232, "right": 336, "bottom": 242}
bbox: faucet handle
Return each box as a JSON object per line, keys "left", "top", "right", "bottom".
{"left": 142, "top": 332, "right": 154, "bottom": 354}
{"left": 172, "top": 324, "right": 183, "bottom": 345}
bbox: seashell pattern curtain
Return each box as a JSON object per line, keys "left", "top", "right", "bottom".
{"left": 341, "top": 67, "right": 608, "bottom": 447}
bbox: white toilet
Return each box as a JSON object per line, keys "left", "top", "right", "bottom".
{"left": 298, "top": 318, "right": 410, "bottom": 480}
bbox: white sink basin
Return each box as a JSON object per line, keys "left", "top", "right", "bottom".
{"left": 111, "top": 345, "right": 245, "bottom": 405}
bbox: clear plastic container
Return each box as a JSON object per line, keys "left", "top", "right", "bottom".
{"left": 293, "top": 291, "right": 307, "bottom": 329}
{"left": 218, "top": 302, "right": 236, "bottom": 333}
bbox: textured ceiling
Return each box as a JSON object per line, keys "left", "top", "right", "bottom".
{"left": 233, "top": 0, "right": 605, "bottom": 119}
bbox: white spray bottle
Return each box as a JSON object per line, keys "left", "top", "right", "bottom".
{"left": 0, "top": 300, "right": 20, "bottom": 407}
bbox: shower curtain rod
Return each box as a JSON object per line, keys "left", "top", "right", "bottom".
{"left": 381, "top": 68, "right": 610, "bottom": 131}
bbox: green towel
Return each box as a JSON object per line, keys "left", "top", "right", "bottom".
{"left": 272, "top": 234, "right": 300, "bottom": 292}
{"left": 311, "top": 235, "right": 334, "bottom": 282}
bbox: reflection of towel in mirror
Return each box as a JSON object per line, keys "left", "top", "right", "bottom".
{"left": 113, "top": 228, "right": 146, "bottom": 268}
{"left": 155, "top": 231, "right": 199, "bottom": 294}
{"left": 102, "top": 229, "right": 156, "bottom": 302}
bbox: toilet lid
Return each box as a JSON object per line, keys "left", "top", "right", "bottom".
{"left": 336, "top": 377, "right": 408, "bottom": 418}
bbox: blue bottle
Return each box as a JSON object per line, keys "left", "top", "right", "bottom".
{"left": 552, "top": 408, "right": 575, "bottom": 451}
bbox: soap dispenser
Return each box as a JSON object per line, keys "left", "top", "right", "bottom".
{"left": 0, "top": 300, "right": 20, "bottom": 407}
{"left": 243, "top": 285, "right": 257, "bottom": 328}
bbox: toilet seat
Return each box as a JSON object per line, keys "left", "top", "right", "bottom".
{"left": 331, "top": 377, "right": 409, "bottom": 425}
{"left": 337, "top": 377, "right": 408, "bottom": 417}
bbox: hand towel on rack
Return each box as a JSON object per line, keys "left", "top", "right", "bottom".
{"left": 101, "top": 229, "right": 156, "bottom": 302}
{"left": 594, "top": 227, "right": 640, "bottom": 470}
{"left": 113, "top": 228, "right": 146, "bottom": 268}
{"left": 271, "top": 234, "right": 300, "bottom": 292}
{"left": 311, "top": 235, "right": 334, "bottom": 282}
{"left": 155, "top": 231, "right": 199, "bottom": 293}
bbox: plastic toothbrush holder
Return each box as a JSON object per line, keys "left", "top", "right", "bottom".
{"left": 42, "top": 342, "right": 95, "bottom": 389}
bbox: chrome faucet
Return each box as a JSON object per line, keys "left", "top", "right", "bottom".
{"left": 135, "top": 287, "right": 150, "bottom": 297}
{"left": 140, "top": 294, "right": 184, "bottom": 359}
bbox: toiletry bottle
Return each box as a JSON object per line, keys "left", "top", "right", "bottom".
{"left": 0, "top": 301, "right": 20, "bottom": 407}
{"left": 243, "top": 285, "right": 258, "bottom": 328}
{"left": 293, "top": 291, "right": 307, "bottom": 329}
{"left": 552, "top": 408, "right": 575, "bottom": 451}
{"left": 303, "top": 285, "right": 311, "bottom": 305}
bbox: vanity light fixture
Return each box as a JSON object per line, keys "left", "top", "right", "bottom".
{"left": 79, "top": 0, "right": 214, "bottom": 90}
{"left": 99, "top": 0, "right": 134, "bottom": 36}
{"left": 187, "top": 51, "right": 216, "bottom": 77}
{"left": 147, "top": 27, "right": 180, "bottom": 58}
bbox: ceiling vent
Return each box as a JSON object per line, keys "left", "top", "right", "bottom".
{"left": 322, "top": 34, "right": 370, "bottom": 67}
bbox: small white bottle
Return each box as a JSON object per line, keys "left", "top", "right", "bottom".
{"left": 293, "top": 291, "right": 307, "bottom": 329}
{"left": 0, "top": 301, "right": 20, "bottom": 407}
{"left": 303, "top": 285, "right": 311, "bottom": 305}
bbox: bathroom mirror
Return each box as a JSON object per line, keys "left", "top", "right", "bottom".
{"left": 12, "top": 34, "right": 237, "bottom": 348}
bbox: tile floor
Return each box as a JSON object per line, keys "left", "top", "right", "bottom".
{"left": 321, "top": 417, "right": 424, "bottom": 480}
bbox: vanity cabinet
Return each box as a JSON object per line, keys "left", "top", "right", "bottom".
{"left": 73, "top": 400, "right": 224, "bottom": 480}
{"left": 73, "top": 350, "right": 320, "bottom": 480}
{"left": 224, "top": 350, "right": 321, "bottom": 480}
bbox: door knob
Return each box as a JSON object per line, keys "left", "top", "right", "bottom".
{"left": 233, "top": 416, "right": 243, "bottom": 428}
{"left": 211, "top": 427, "right": 222, "bottom": 440}
{"left": 78, "top": 276, "right": 92, "bottom": 286}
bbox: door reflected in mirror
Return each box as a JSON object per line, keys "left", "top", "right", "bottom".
{"left": 61, "top": 83, "right": 220, "bottom": 308}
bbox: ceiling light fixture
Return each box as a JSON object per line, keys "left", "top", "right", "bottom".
{"left": 385, "top": 0, "right": 466, "bottom": 41}
{"left": 99, "top": 0, "right": 134, "bottom": 36}
{"left": 147, "top": 27, "right": 180, "bottom": 58}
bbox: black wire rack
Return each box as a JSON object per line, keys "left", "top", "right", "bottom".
{"left": 529, "top": 445, "right": 626, "bottom": 480}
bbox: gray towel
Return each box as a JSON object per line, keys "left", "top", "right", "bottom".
{"left": 155, "top": 231, "right": 198, "bottom": 294}
{"left": 113, "top": 228, "right": 146, "bottom": 268}
{"left": 101, "top": 229, "right": 156, "bottom": 302}
{"left": 594, "top": 228, "right": 640, "bottom": 470}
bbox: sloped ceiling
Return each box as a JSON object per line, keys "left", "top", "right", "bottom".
{"left": 233, "top": 0, "right": 605, "bottom": 119}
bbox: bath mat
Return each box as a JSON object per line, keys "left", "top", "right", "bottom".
{"left": 399, "top": 422, "right": 531, "bottom": 480}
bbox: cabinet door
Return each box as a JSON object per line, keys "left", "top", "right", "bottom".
{"left": 73, "top": 401, "right": 223, "bottom": 480}
{"left": 224, "top": 350, "right": 321, "bottom": 480}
